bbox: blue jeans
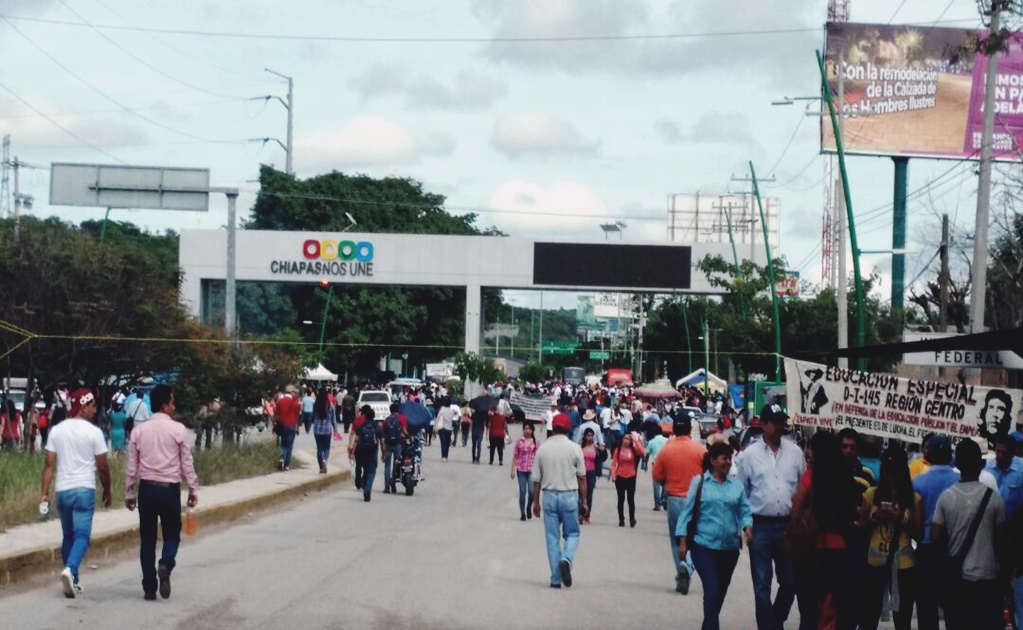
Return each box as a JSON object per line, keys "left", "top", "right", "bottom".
{"left": 691, "top": 542, "right": 741, "bottom": 630}
{"left": 355, "top": 447, "right": 378, "bottom": 493}
{"left": 542, "top": 490, "right": 580, "bottom": 586}
{"left": 667, "top": 496, "right": 695, "bottom": 583}
{"left": 471, "top": 428, "right": 484, "bottom": 462}
{"left": 279, "top": 426, "right": 296, "bottom": 468}
{"left": 750, "top": 518, "right": 797, "bottom": 630}
{"left": 301, "top": 411, "right": 313, "bottom": 433}
{"left": 653, "top": 480, "right": 667, "bottom": 509}
{"left": 314, "top": 433, "right": 331, "bottom": 466}
{"left": 1015, "top": 572, "right": 1023, "bottom": 630}
{"left": 383, "top": 443, "right": 403, "bottom": 489}
{"left": 137, "top": 481, "right": 182, "bottom": 594}
{"left": 56, "top": 487, "right": 96, "bottom": 583}
{"left": 516, "top": 470, "right": 535, "bottom": 517}
{"left": 438, "top": 429, "right": 452, "bottom": 459}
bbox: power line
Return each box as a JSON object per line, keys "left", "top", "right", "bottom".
{"left": 764, "top": 107, "right": 807, "bottom": 178}
{"left": 0, "top": 13, "right": 987, "bottom": 44}
{"left": 1, "top": 16, "right": 247, "bottom": 145}
{"left": 887, "top": 0, "right": 909, "bottom": 25}
{"left": 56, "top": 0, "right": 250, "bottom": 100}
{"left": 0, "top": 79, "right": 124, "bottom": 163}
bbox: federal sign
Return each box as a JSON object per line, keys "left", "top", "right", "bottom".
{"left": 589, "top": 350, "right": 611, "bottom": 360}
{"left": 542, "top": 341, "right": 577, "bottom": 355}
{"left": 903, "top": 332, "right": 1023, "bottom": 369}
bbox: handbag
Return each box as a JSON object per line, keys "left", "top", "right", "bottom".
{"left": 686, "top": 474, "right": 706, "bottom": 542}
{"left": 784, "top": 488, "right": 818, "bottom": 567}
{"left": 937, "top": 487, "right": 993, "bottom": 597}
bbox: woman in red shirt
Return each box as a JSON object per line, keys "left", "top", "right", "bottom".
{"left": 611, "top": 431, "right": 646, "bottom": 528}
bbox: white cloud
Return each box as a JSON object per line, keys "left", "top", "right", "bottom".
{"left": 485, "top": 179, "right": 610, "bottom": 238}
{"left": 349, "top": 64, "right": 508, "bottom": 111}
{"left": 655, "top": 112, "right": 758, "bottom": 146}
{"left": 491, "top": 109, "right": 600, "bottom": 159}
{"left": 297, "top": 117, "right": 456, "bottom": 172}
{"left": 474, "top": 0, "right": 820, "bottom": 88}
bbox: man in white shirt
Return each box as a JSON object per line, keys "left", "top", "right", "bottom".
{"left": 736, "top": 404, "right": 806, "bottom": 630}
{"left": 543, "top": 401, "right": 558, "bottom": 439}
{"left": 40, "top": 389, "right": 112, "bottom": 598}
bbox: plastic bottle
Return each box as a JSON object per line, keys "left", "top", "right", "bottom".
{"left": 38, "top": 499, "right": 50, "bottom": 521}
{"left": 184, "top": 507, "right": 197, "bottom": 536}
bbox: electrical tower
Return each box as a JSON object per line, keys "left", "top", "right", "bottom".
{"left": 828, "top": 0, "right": 850, "bottom": 23}
{"left": 1, "top": 135, "right": 9, "bottom": 217}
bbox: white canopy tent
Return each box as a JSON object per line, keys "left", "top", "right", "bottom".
{"left": 675, "top": 368, "right": 727, "bottom": 392}
{"left": 303, "top": 363, "right": 338, "bottom": 382}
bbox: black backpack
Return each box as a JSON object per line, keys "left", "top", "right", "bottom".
{"left": 384, "top": 414, "right": 403, "bottom": 445}
{"left": 356, "top": 420, "right": 379, "bottom": 451}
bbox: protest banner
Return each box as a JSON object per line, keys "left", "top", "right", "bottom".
{"left": 510, "top": 391, "right": 554, "bottom": 422}
{"left": 784, "top": 358, "right": 1022, "bottom": 448}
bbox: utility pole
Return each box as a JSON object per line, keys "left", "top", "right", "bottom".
{"left": 264, "top": 68, "right": 294, "bottom": 174}
{"left": 939, "top": 214, "right": 950, "bottom": 332}
{"left": 836, "top": 53, "right": 849, "bottom": 369}
{"left": 729, "top": 174, "right": 775, "bottom": 263}
{"left": 970, "top": 0, "right": 1004, "bottom": 334}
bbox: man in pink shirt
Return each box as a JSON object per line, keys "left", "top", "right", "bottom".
{"left": 125, "top": 384, "right": 199, "bottom": 601}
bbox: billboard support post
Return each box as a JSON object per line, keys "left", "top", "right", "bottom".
{"left": 892, "top": 157, "right": 908, "bottom": 315}
{"left": 750, "top": 161, "right": 782, "bottom": 381}
{"left": 818, "top": 50, "right": 867, "bottom": 370}
{"left": 971, "top": 2, "right": 1004, "bottom": 334}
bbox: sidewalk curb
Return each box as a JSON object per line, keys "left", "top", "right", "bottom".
{"left": 0, "top": 468, "right": 351, "bottom": 590}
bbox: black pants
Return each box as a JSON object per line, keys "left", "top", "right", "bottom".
{"left": 615, "top": 475, "right": 637, "bottom": 523}
{"left": 461, "top": 422, "right": 470, "bottom": 446}
{"left": 137, "top": 481, "right": 182, "bottom": 594}
{"left": 489, "top": 437, "right": 504, "bottom": 464}
{"left": 860, "top": 565, "right": 916, "bottom": 630}
{"left": 915, "top": 543, "right": 943, "bottom": 630}
{"left": 946, "top": 578, "right": 1004, "bottom": 630}
{"left": 354, "top": 447, "right": 378, "bottom": 492}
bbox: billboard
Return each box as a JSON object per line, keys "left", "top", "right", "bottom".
{"left": 775, "top": 270, "right": 800, "bottom": 297}
{"left": 823, "top": 23, "right": 1023, "bottom": 160}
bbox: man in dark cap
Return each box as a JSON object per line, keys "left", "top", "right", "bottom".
{"left": 736, "top": 404, "right": 806, "bottom": 630}
{"left": 911, "top": 433, "right": 958, "bottom": 630}
{"left": 652, "top": 412, "right": 706, "bottom": 594}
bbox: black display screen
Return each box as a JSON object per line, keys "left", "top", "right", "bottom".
{"left": 532, "top": 243, "right": 691, "bottom": 289}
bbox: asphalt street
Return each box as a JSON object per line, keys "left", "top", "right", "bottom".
{"left": 0, "top": 427, "right": 858, "bottom": 629}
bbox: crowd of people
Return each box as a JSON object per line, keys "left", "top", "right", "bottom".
{"left": 11, "top": 374, "right": 1023, "bottom": 628}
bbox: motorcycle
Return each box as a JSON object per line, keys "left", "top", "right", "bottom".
{"left": 392, "top": 432, "right": 422, "bottom": 496}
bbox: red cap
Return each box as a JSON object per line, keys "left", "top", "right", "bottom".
{"left": 552, "top": 412, "right": 571, "bottom": 433}
{"left": 69, "top": 388, "right": 95, "bottom": 417}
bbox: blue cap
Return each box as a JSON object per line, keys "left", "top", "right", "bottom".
{"left": 1009, "top": 431, "right": 1023, "bottom": 444}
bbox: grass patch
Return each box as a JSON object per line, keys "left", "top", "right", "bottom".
{"left": 0, "top": 440, "right": 292, "bottom": 533}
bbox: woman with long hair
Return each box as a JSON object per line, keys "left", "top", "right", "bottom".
{"left": 677, "top": 441, "right": 753, "bottom": 630}
{"left": 510, "top": 422, "right": 539, "bottom": 521}
{"left": 791, "top": 431, "right": 868, "bottom": 630}
{"left": 312, "top": 387, "right": 337, "bottom": 474}
{"left": 611, "top": 431, "right": 646, "bottom": 527}
{"left": 859, "top": 445, "right": 921, "bottom": 630}
{"left": 580, "top": 428, "right": 606, "bottom": 524}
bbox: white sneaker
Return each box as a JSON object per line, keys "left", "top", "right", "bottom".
{"left": 61, "top": 567, "right": 75, "bottom": 598}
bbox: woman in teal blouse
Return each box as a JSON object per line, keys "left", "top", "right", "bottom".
{"left": 677, "top": 441, "right": 754, "bottom": 630}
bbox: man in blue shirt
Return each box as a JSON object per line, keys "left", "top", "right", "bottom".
{"left": 987, "top": 434, "right": 1023, "bottom": 628}
{"left": 911, "top": 434, "right": 958, "bottom": 630}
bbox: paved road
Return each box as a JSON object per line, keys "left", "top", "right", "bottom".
{"left": 0, "top": 427, "right": 845, "bottom": 629}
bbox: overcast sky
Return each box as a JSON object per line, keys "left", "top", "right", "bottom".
{"left": 0, "top": 0, "right": 989, "bottom": 310}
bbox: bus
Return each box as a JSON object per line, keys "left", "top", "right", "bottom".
{"left": 561, "top": 367, "right": 585, "bottom": 385}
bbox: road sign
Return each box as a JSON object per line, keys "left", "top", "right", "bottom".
{"left": 50, "top": 163, "right": 210, "bottom": 211}
{"left": 589, "top": 350, "right": 610, "bottom": 360}
{"left": 903, "top": 332, "right": 1023, "bottom": 369}
{"left": 542, "top": 341, "right": 577, "bottom": 355}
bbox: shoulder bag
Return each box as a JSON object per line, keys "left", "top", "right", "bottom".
{"left": 686, "top": 474, "right": 707, "bottom": 541}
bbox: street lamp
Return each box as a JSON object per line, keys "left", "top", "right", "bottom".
{"left": 599, "top": 220, "right": 628, "bottom": 240}
{"left": 317, "top": 280, "right": 333, "bottom": 358}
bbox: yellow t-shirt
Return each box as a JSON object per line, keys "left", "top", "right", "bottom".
{"left": 908, "top": 458, "right": 930, "bottom": 480}
{"left": 864, "top": 487, "right": 920, "bottom": 569}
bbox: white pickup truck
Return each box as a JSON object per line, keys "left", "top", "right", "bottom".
{"left": 356, "top": 390, "right": 392, "bottom": 420}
